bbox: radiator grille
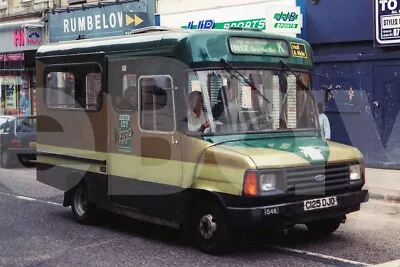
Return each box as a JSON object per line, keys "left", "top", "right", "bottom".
{"left": 285, "top": 164, "right": 350, "bottom": 195}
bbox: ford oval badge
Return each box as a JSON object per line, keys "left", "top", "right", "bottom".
{"left": 315, "top": 175, "right": 326, "bottom": 182}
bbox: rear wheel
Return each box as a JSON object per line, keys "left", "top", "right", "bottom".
{"left": 306, "top": 217, "right": 342, "bottom": 236}
{"left": 192, "top": 200, "right": 233, "bottom": 255}
{"left": 71, "top": 183, "right": 96, "bottom": 224}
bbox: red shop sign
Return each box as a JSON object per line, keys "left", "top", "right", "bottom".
{"left": 0, "top": 53, "right": 24, "bottom": 61}
{"left": 13, "top": 29, "right": 25, "bottom": 47}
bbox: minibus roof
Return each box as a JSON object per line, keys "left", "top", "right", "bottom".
{"left": 36, "top": 26, "right": 313, "bottom": 69}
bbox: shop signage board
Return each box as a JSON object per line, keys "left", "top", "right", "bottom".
{"left": 48, "top": 0, "right": 155, "bottom": 43}
{"left": 160, "top": 0, "right": 303, "bottom": 37}
{"left": 0, "top": 28, "right": 43, "bottom": 53}
{"left": 374, "top": 0, "right": 400, "bottom": 46}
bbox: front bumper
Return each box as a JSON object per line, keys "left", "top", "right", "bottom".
{"left": 227, "top": 190, "right": 369, "bottom": 228}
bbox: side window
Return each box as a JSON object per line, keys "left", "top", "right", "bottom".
{"left": 116, "top": 74, "right": 138, "bottom": 111}
{"left": 139, "top": 76, "right": 175, "bottom": 132}
{"left": 86, "top": 73, "right": 102, "bottom": 110}
{"left": 46, "top": 72, "right": 76, "bottom": 109}
{"left": 45, "top": 63, "right": 102, "bottom": 111}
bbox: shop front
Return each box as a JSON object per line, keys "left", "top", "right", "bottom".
{"left": 0, "top": 18, "right": 44, "bottom": 116}
{"left": 159, "top": 0, "right": 304, "bottom": 38}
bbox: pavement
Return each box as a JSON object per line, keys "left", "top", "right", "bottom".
{"left": 365, "top": 168, "right": 400, "bottom": 203}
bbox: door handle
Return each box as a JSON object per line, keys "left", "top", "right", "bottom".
{"left": 172, "top": 136, "right": 178, "bottom": 144}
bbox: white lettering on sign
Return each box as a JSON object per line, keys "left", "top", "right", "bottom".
{"left": 277, "top": 42, "right": 286, "bottom": 54}
{"left": 78, "top": 17, "right": 85, "bottom": 31}
{"left": 95, "top": 14, "right": 101, "bottom": 30}
{"left": 62, "top": 12, "right": 125, "bottom": 33}
{"left": 71, "top": 19, "right": 77, "bottom": 32}
{"left": 64, "top": 19, "right": 69, "bottom": 33}
{"left": 87, "top": 16, "right": 93, "bottom": 31}
{"left": 379, "top": 0, "right": 398, "bottom": 11}
{"left": 102, "top": 14, "right": 109, "bottom": 29}
{"left": 110, "top": 13, "right": 117, "bottom": 28}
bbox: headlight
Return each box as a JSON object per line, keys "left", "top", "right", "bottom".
{"left": 350, "top": 164, "right": 362, "bottom": 180}
{"left": 260, "top": 173, "right": 276, "bottom": 191}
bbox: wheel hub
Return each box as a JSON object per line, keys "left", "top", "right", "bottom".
{"left": 199, "top": 214, "right": 217, "bottom": 240}
{"left": 74, "top": 189, "right": 88, "bottom": 216}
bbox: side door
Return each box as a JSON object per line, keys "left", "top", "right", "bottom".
{"left": 135, "top": 75, "right": 183, "bottom": 221}
{"left": 106, "top": 56, "right": 183, "bottom": 222}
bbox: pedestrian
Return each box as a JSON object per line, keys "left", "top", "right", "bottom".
{"left": 317, "top": 102, "right": 331, "bottom": 141}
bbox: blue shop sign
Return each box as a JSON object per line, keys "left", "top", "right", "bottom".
{"left": 48, "top": 0, "right": 155, "bottom": 43}
{"left": 375, "top": 0, "right": 400, "bottom": 46}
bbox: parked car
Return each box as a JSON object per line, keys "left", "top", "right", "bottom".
{"left": 0, "top": 115, "right": 36, "bottom": 168}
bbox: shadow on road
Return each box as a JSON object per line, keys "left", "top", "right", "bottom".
{"left": 53, "top": 207, "right": 346, "bottom": 257}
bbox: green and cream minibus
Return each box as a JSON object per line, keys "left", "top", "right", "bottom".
{"left": 35, "top": 26, "right": 368, "bottom": 254}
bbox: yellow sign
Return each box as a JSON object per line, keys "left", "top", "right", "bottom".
{"left": 290, "top": 42, "right": 307, "bottom": 58}
{"left": 126, "top": 14, "right": 144, "bottom": 27}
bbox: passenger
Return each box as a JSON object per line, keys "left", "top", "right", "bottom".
{"left": 187, "top": 91, "right": 210, "bottom": 133}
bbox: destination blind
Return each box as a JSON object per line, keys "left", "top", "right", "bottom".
{"left": 228, "top": 37, "right": 289, "bottom": 56}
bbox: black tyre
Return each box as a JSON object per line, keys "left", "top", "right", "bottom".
{"left": 192, "top": 200, "right": 233, "bottom": 255}
{"left": 71, "top": 183, "right": 96, "bottom": 225}
{"left": 306, "top": 217, "right": 342, "bottom": 236}
{"left": 1, "top": 150, "right": 12, "bottom": 168}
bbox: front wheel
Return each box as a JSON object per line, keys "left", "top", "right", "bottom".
{"left": 71, "top": 183, "right": 96, "bottom": 225}
{"left": 192, "top": 201, "right": 233, "bottom": 255}
{"left": 306, "top": 217, "right": 342, "bottom": 236}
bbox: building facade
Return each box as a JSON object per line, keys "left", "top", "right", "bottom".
{"left": 0, "top": 0, "right": 61, "bottom": 115}
{"left": 306, "top": 0, "right": 400, "bottom": 169}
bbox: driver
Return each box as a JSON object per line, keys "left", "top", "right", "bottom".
{"left": 187, "top": 91, "right": 211, "bottom": 133}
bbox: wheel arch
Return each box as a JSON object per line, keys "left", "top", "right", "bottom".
{"left": 63, "top": 171, "right": 90, "bottom": 207}
{"left": 179, "top": 188, "right": 228, "bottom": 227}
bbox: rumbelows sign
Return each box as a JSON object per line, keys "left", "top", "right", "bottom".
{"left": 48, "top": 0, "right": 155, "bottom": 43}
{"left": 63, "top": 12, "right": 124, "bottom": 33}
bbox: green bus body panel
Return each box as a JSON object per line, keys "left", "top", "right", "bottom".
{"left": 35, "top": 29, "right": 313, "bottom": 69}
{"left": 204, "top": 132, "right": 329, "bottom": 164}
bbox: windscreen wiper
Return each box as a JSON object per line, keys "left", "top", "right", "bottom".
{"left": 279, "top": 60, "right": 311, "bottom": 92}
{"left": 219, "top": 58, "right": 271, "bottom": 104}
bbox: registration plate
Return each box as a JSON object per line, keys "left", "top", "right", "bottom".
{"left": 304, "top": 196, "right": 338, "bottom": 211}
{"left": 30, "top": 142, "right": 36, "bottom": 148}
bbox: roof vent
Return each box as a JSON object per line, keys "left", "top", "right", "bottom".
{"left": 125, "top": 26, "right": 180, "bottom": 35}
{"left": 228, "top": 27, "right": 262, "bottom": 32}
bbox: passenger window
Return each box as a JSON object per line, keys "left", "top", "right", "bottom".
{"left": 117, "top": 74, "right": 138, "bottom": 111}
{"left": 45, "top": 64, "right": 102, "bottom": 111}
{"left": 46, "top": 72, "right": 76, "bottom": 109}
{"left": 86, "top": 73, "right": 102, "bottom": 110}
{"left": 139, "top": 76, "right": 175, "bottom": 132}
